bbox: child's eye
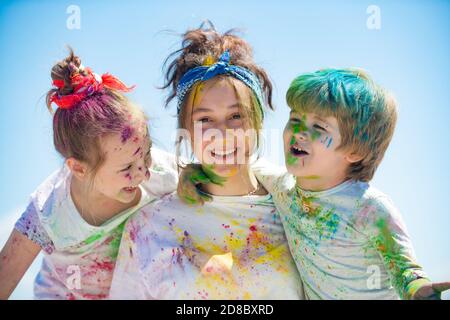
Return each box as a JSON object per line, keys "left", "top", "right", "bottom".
{"left": 197, "top": 117, "right": 211, "bottom": 123}
{"left": 230, "top": 113, "right": 241, "bottom": 120}
{"left": 290, "top": 118, "right": 301, "bottom": 124}
{"left": 120, "top": 165, "right": 132, "bottom": 172}
{"left": 313, "top": 124, "right": 326, "bottom": 131}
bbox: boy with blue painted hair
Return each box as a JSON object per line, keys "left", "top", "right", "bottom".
{"left": 256, "top": 68, "right": 450, "bottom": 299}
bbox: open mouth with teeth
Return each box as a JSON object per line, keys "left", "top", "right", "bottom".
{"left": 123, "top": 186, "right": 138, "bottom": 193}
{"left": 210, "top": 148, "right": 238, "bottom": 161}
{"left": 290, "top": 144, "right": 309, "bottom": 157}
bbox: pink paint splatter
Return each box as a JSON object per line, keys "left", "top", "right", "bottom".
{"left": 249, "top": 225, "right": 257, "bottom": 232}
{"left": 130, "top": 226, "right": 138, "bottom": 242}
{"left": 93, "top": 260, "right": 114, "bottom": 272}
{"left": 81, "top": 293, "right": 108, "bottom": 299}
{"left": 66, "top": 293, "right": 76, "bottom": 300}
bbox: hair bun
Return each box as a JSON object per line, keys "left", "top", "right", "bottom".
{"left": 50, "top": 47, "right": 86, "bottom": 96}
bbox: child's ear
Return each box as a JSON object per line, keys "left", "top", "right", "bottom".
{"left": 66, "top": 158, "right": 89, "bottom": 180}
{"left": 345, "top": 152, "right": 364, "bottom": 164}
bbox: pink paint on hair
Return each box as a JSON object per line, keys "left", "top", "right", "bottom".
{"left": 121, "top": 126, "right": 133, "bottom": 143}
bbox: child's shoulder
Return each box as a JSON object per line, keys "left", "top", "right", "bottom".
{"left": 15, "top": 165, "right": 70, "bottom": 253}
{"left": 150, "top": 147, "right": 177, "bottom": 173}
{"left": 352, "top": 182, "right": 401, "bottom": 223}
{"left": 30, "top": 165, "right": 71, "bottom": 215}
{"left": 252, "top": 158, "right": 292, "bottom": 194}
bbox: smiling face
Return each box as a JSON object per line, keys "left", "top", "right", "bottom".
{"left": 283, "top": 111, "right": 354, "bottom": 190}
{"left": 187, "top": 78, "right": 257, "bottom": 177}
{"left": 90, "top": 123, "right": 152, "bottom": 203}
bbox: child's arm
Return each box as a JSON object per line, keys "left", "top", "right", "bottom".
{"left": 0, "top": 229, "right": 41, "bottom": 299}
{"left": 365, "top": 195, "right": 449, "bottom": 299}
{"left": 252, "top": 158, "right": 287, "bottom": 194}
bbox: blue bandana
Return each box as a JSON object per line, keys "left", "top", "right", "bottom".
{"left": 175, "top": 51, "right": 265, "bottom": 116}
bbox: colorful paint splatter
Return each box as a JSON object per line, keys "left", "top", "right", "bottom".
{"left": 110, "top": 192, "right": 304, "bottom": 299}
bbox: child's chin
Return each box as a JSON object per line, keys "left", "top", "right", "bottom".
{"left": 117, "top": 191, "right": 137, "bottom": 203}
{"left": 210, "top": 164, "right": 240, "bottom": 177}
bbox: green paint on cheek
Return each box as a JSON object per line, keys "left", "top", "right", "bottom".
{"left": 290, "top": 136, "right": 296, "bottom": 145}
{"left": 311, "top": 129, "right": 321, "bottom": 141}
{"left": 286, "top": 152, "right": 298, "bottom": 165}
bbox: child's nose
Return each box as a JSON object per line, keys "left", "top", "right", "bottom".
{"left": 294, "top": 129, "right": 309, "bottom": 141}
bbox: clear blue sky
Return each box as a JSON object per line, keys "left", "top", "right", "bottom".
{"left": 1, "top": 0, "right": 449, "bottom": 299}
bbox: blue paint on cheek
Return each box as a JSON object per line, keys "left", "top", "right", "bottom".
{"left": 327, "top": 137, "right": 333, "bottom": 148}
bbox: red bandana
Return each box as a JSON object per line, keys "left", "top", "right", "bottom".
{"left": 50, "top": 68, "right": 135, "bottom": 109}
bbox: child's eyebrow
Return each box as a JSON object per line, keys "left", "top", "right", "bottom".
{"left": 192, "top": 107, "right": 211, "bottom": 114}
{"left": 193, "top": 103, "right": 240, "bottom": 114}
{"left": 313, "top": 115, "right": 330, "bottom": 125}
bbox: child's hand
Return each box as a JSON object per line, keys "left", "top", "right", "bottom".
{"left": 177, "top": 164, "right": 216, "bottom": 205}
{"left": 411, "top": 281, "right": 450, "bottom": 300}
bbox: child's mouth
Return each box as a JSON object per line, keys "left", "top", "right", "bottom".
{"left": 123, "top": 186, "right": 138, "bottom": 193}
{"left": 290, "top": 145, "right": 309, "bottom": 157}
{"left": 210, "top": 148, "right": 238, "bottom": 162}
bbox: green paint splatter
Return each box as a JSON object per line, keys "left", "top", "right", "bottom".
{"left": 314, "top": 209, "right": 340, "bottom": 241}
{"left": 290, "top": 136, "right": 296, "bottom": 146}
{"left": 202, "top": 164, "right": 227, "bottom": 186}
{"left": 311, "top": 129, "right": 321, "bottom": 141}
{"left": 369, "top": 217, "right": 421, "bottom": 299}
{"left": 109, "top": 221, "right": 127, "bottom": 259}
{"left": 286, "top": 152, "right": 298, "bottom": 165}
{"left": 84, "top": 232, "right": 104, "bottom": 245}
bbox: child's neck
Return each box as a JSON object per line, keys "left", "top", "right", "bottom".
{"left": 296, "top": 172, "right": 348, "bottom": 192}
{"left": 70, "top": 177, "right": 141, "bottom": 227}
{"left": 201, "top": 166, "right": 267, "bottom": 197}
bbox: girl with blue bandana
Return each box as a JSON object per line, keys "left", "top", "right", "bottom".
{"left": 109, "top": 22, "right": 304, "bottom": 299}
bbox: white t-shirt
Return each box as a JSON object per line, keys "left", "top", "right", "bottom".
{"left": 256, "top": 172, "right": 428, "bottom": 300}
{"left": 14, "top": 148, "right": 178, "bottom": 300}
{"left": 109, "top": 191, "right": 304, "bottom": 300}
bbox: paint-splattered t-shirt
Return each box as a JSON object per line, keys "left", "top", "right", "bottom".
{"left": 109, "top": 191, "right": 304, "bottom": 300}
{"left": 14, "top": 148, "right": 178, "bottom": 300}
{"left": 257, "top": 172, "right": 428, "bottom": 300}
